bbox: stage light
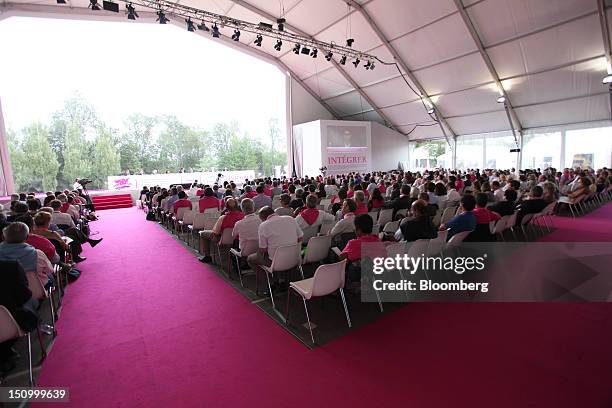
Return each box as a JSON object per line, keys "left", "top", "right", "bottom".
{"left": 231, "top": 29, "right": 241, "bottom": 41}
{"left": 254, "top": 35, "right": 263, "bottom": 46}
{"left": 186, "top": 18, "right": 196, "bottom": 32}
{"left": 57, "top": 0, "right": 66, "bottom": 3}
{"left": 89, "top": 0, "right": 101, "bottom": 10}
{"left": 274, "top": 39, "right": 283, "bottom": 51}
{"left": 364, "top": 60, "right": 373, "bottom": 70}
{"left": 102, "top": 0, "right": 119, "bottom": 13}
{"left": 293, "top": 43, "right": 301, "bottom": 54}
{"left": 126, "top": 3, "right": 138, "bottom": 19}
{"left": 301, "top": 46, "right": 311, "bottom": 55}
{"left": 346, "top": 38, "right": 354, "bottom": 47}
{"left": 603, "top": 74, "right": 612, "bottom": 84}
{"left": 496, "top": 95, "right": 506, "bottom": 103}
{"left": 352, "top": 58, "right": 360, "bottom": 68}
{"left": 212, "top": 24, "right": 220, "bottom": 38}
{"left": 156, "top": 10, "right": 169, "bottom": 24}
{"left": 339, "top": 55, "right": 347, "bottom": 65}
{"left": 310, "top": 48, "right": 318, "bottom": 58}
{"left": 325, "top": 51, "right": 333, "bottom": 61}
{"left": 277, "top": 18, "right": 286, "bottom": 32}
{"left": 197, "top": 21, "right": 209, "bottom": 31}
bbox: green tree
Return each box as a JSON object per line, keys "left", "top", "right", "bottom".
{"left": 9, "top": 123, "right": 59, "bottom": 191}
{"left": 420, "top": 141, "right": 446, "bottom": 167}
{"left": 122, "top": 114, "right": 158, "bottom": 173}
{"left": 62, "top": 121, "right": 92, "bottom": 184}
{"left": 91, "top": 128, "right": 121, "bottom": 189}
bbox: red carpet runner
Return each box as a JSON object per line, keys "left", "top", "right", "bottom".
{"left": 36, "top": 206, "right": 612, "bottom": 407}
{"left": 91, "top": 194, "right": 133, "bottom": 210}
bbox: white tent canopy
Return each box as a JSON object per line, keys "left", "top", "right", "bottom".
{"left": 0, "top": 0, "right": 611, "bottom": 141}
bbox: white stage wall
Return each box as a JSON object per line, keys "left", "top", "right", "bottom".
{"left": 292, "top": 120, "right": 407, "bottom": 176}
{"left": 107, "top": 170, "right": 255, "bottom": 191}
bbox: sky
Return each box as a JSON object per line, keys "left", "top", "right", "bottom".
{"left": 0, "top": 16, "right": 287, "bottom": 140}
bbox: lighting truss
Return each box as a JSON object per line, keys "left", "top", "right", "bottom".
{"left": 110, "top": 0, "right": 380, "bottom": 62}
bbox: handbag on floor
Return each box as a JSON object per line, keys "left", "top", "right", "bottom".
{"left": 146, "top": 210, "right": 157, "bottom": 221}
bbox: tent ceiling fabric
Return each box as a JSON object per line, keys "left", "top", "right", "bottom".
{"left": 2, "top": 0, "right": 611, "bottom": 140}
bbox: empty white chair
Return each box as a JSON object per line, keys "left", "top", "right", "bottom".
{"left": 0, "top": 306, "right": 34, "bottom": 386}
{"left": 261, "top": 244, "right": 304, "bottom": 310}
{"left": 188, "top": 213, "right": 207, "bottom": 247}
{"left": 286, "top": 259, "right": 350, "bottom": 344}
{"left": 178, "top": 209, "right": 195, "bottom": 238}
{"left": 302, "top": 235, "right": 332, "bottom": 265}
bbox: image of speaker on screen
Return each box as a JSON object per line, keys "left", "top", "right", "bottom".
{"left": 327, "top": 126, "right": 367, "bottom": 148}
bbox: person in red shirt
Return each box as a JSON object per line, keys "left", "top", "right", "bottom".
{"left": 473, "top": 192, "right": 501, "bottom": 224}
{"left": 368, "top": 188, "right": 385, "bottom": 211}
{"left": 353, "top": 191, "right": 368, "bottom": 215}
{"left": 338, "top": 213, "right": 386, "bottom": 288}
{"left": 173, "top": 191, "right": 193, "bottom": 215}
{"left": 198, "top": 188, "right": 221, "bottom": 213}
{"left": 199, "top": 199, "right": 244, "bottom": 263}
{"left": 378, "top": 180, "right": 387, "bottom": 195}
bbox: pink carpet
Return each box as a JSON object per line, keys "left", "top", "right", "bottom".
{"left": 36, "top": 205, "right": 612, "bottom": 407}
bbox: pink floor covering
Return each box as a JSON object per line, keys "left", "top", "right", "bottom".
{"left": 36, "top": 205, "right": 612, "bottom": 408}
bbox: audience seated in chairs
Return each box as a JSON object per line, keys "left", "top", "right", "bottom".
{"left": 515, "top": 186, "right": 547, "bottom": 226}
{"left": 172, "top": 191, "right": 192, "bottom": 215}
{"left": 199, "top": 198, "right": 244, "bottom": 263}
{"left": 252, "top": 185, "right": 272, "bottom": 211}
{"left": 488, "top": 189, "right": 517, "bottom": 216}
{"left": 274, "top": 194, "right": 294, "bottom": 217}
{"left": 0, "top": 222, "right": 52, "bottom": 286}
{"left": 296, "top": 194, "right": 334, "bottom": 231}
{"left": 395, "top": 199, "right": 438, "bottom": 242}
{"left": 465, "top": 193, "right": 501, "bottom": 242}
{"left": 0, "top": 260, "right": 39, "bottom": 375}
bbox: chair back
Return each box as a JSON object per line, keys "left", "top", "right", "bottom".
{"left": 203, "top": 210, "right": 220, "bottom": 230}
{"left": 542, "top": 201, "right": 557, "bottom": 215}
{"left": 219, "top": 228, "right": 235, "bottom": 246}
{"left": 182, "top": 210, "right": 195, "bottom": 225}
{"left": 441, "top": 206, "right": 458, "bottom": 225}
{"left": 310, "top": 259, "right": 348, "bottom": 299}
{"left": 447, "top": 230, "right": 473, "bottom": 247}
{"left": 301, "top": 225, "right": 320, "bottom": 244}
{"left": 491, "top": 216, "right": 508, "bottom": 234}
{"left": 319, "top": 199, "right": 331, "bottom": 211}
{"left": 406, "top": 239, "right": 430, "bottom": 258}
{"left": 319, "top": 221, "right": 335, "bottom": 236}
{"left": 26, "top": 272, "right": 48, "bottom": 300}
{"left": 368, "top": 211, "right": 380, "bottom": 223}
{"left": 521, "top": 212, "right": 535, "bottom": 226}
{"left": 395, "top": 208, "right": 408, "bottom": 218}
{"left": 270, "top": 243, "right": 301, "bottom": 272}
{"left": 382, "top": 220, "right": 400, "bottom": 234}
{"left": 303, "top": 235, "right": 332, "bottom": 264}
{"left": 204, "top": 207, "right": 220, "bottom": 216}
{"left": 505, "top": 211, "right": 518, "bottom": 229}
{"left": 192, "top": 213, "right": 207, "bottom": 229}
{"left": 427, "top": 229, "right": 447, "bottom": 256}
{"left": 372, "top": 224, "right": 380, "bottom": 234}
{"left": 160, "top": 198, "right": 168, "bottom": 211}
{"left": 0, "top": 306, "right": 22, "bottom": 342}
{"left": 386, "top": 242, "right": 407, "bottom": 257}
{"left": 377, "top": 208, "right": 393, "bottom": 226}
{"left": 432, "top": 208, "right": 443, "bottom": 227}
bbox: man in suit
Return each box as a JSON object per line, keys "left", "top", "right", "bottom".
{"left": 488, "top": 189, "right": 517, "bottom": 216}
{"left": 515, "top": 186, "right": 547, "bottom": 226}
{"left": 0, "top": 260, "right": 39, "bottom": 373}
{"left": 384, "top": 184, "right": 412, "bottom": 219}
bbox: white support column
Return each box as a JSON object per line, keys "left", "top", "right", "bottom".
{"left": 452, "top": 137, "right": 458, "bottom": 169}
{"left": 0, "top": 96, "right": 15, "bottom": 195}
{"left": 482, "top": 135, "right": 487, "bottom": 169}
{"left": 560, "top": 130, "right": 567, "bottom": 169}
{"left": 517, "top": 132, "right": 523, "bottom": 170}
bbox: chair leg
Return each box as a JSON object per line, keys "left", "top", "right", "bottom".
{"left": 27, "top": 333, "right": 34, "bottom": 386}
{"left": 285, "top": 289, "right": 292, "bottom": 324}
{"left": 48, "top": 295, "right": 57, "bottom": 337}
{"left": 298, "top": 265, "right": 305, "bottom": 280}
{"left": 265, "top": 271, "right": 276, "bottom": 309}
{"left": 302, "top": 296, "right": 315, "bottom": 344}
{"left": 339, "top": 288, "right": 352, "bottom": 328}
{"left": 36, "top": 327, "right": 47, "bottom": 360}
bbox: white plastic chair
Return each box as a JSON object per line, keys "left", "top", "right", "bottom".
{"left": 377, "top": 208, "right": 393, "bottom": 226}
{"left": 504, "top": 211, "right": 519, "bottom": 240}
{"left": 230, "top": 239, "right": 259, "bottom": 287}
{"left": 490, "top": 216, "right": 509, "bottom": 241}
{"left": 319, "top": 221, "right": 335, "bottom": 236}
{"left": 446, "top": 230, "right": 473, "bottom": 252}
{"left": 178, "top": 209, "right": 195, "bottom": 239}
{"left": 367, "top": 211, "right": 380, "bottom": 223}
{"left": 427, "top": 229, "right": 448, "bottom": 257}
{"left": 302, "top": 235, "right": 332, "bottom": 265}
{"left": 261, "top": 244, "right": 304, "bottom": 310}
{"left": 440, "top": 206, "right": 458, "bottom": 225}
{"left": 188, "top": 213, "right": 207, "bottom": 248}
{"left": 285, "top": 259, "right": 350, "bottom": 344}
{"left": 0, "top": 306, "right": 34, "bottom": 386}
{"left": 216, "top": 228, "right": 236, "bottom": 275}
{"left": 382, "top": 220, "right": 400, "bottom": 235}
{"left": 26, "top": 272, "right": 56, "bottom": 337}
{"left": 301, "top": 225, "right": 320, "bottom": 244}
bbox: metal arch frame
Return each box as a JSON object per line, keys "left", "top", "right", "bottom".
{"left": 453, "top": 0, "right": 523, "bottom": 135}
{"left": 227, "top": 0, "right": 403, "bottom": 133}
{"left": 597, "top": 0, "right": 612, "bottom": 120}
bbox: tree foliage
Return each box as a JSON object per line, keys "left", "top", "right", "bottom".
{"left": 7, "top": 94, "right": 286, "bottom": 192}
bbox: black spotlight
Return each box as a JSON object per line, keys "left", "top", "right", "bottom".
{"left": 274, "top": 39, "right": 283, "bottom": 51}
{"left": 231, "top": 29, "right": 241, "bottom": 41}
{"left": 346, "top": 38, "right": 354, "bottom": 47}
{"left": 339, "top": 55, "right": 347, "bottom": 65}
{"left": 212, "top": 24, "right": 220, "bottom": 38}
{"left": 126, "top": 3, "right": 138, "bottom": 19}
{"left": 186, "top": 18, "right": 196, "bottom": 32}
{"left": 57, "top": 0, "right": 67, "bottom": 3}
{"left": 102, "top": 0, "right": 119, "bottom": 12}
{"left": 325, "top": 51, "right": 333, "bottom": 61}
{"left": 156, "top": 10, "right": 169, "bottom": 24}
{"left": 197, "top": 21, "right": 209, "bottom": 31}
{"left": 300, "top": 46, "right": 311, "bottom": 55}
{"left": 292, "top": 43, "right": 301, "bottom": 54}
{"left": 364, "top": 61, "right": 372, "bottom": 70}
{"left": 277, "top": 18, "right": 286, "bottom": 31}
{"left": 352, "top": 58, "right": 360, "bottom": 68}
{"left": 254, "top": 35, "right": 263, "bottom": 46}
{"left": 88, "top": 0, "right": 101, "bottom": 11}
{"left": 310, "top": 48, "right": 318, "bottom": 58}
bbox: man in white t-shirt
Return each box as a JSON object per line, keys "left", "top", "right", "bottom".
{"left": 232, "top": 199, "right": 261, "bottom": 252}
